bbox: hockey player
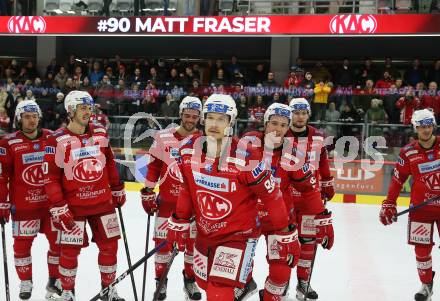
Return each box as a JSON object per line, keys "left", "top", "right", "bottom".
{"left": 140, "top": 96, "right": 203, "bottom": 300}
{"left": 380, "top": 109, "right": 440, "bottom": 301}
{"left": 43, "top": 90, "right": 126, "bottom": 301}
{"left": 0, "top": 100, "right": 61, "bottom": 300}
{"left": 166, "top": 94, "right": 298, "bottom": 301}
{"left": 242, "top": 103, "right": 322, "bottom": 301}
{"left": 287, "top": 98, "right": 335, "bottom": 301}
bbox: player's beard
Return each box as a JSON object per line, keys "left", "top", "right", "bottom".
{"left": 419, "top": 132, "right": 434, "bottom": 143}
{"left": 182, "top": 121, "right": 196, "bottom": 133}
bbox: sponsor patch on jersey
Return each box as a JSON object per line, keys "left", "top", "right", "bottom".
{"left": 418, "top": 159, "right": 440, "bottom": 173}
{"left": 408, "top": 221, "right": 432, "bottom": 245}
{"left": 405, "top": 150, "right": 418, "bottom": 156}
{"left": 0, "top": 147, "right": 6, "bottom": 155}
{"left": 210, "top": 246, "right": 242, "bottom": 281}
{"left": 397, "top": 156, "right": 405, "bottom": 166}
{"left": 45, "top": 146, "right": 55, "bottom": 154}
{"left": 12, "top": 219, "right": 41, "bottom": 237}
{"left": 22, "top": 152, "right": 45, "bottom": 164}
{"left": 55, "top": 134, "right": 71, "bottom": 142}
{"left": 59, "top": 222, "right": 86, "bottom": 246}
{"left": 302, "top": 163, "right": 310, "bottom": 173}
{"left": 100, "top": 213, "right": 120, "bottom": 239}
{"left": 169, "top": 148, "right": 179, "bottom": 158}
{"left": 428, "top": 153, "right": 434, "bottom": 160}
{"left": 193, "top": 248, "right": 208, "bottom": 281}
{"left": 71, "top": 146, "right": 100, "bottom": 160}
{"left": 181, "top": 148, "right": 195, "bottom": 156}
{"left": 8, "top": 139, "right": 23, "bottom": 145}
{"left": 154, "top": 217, "right": 169, "bottom": 239}
{"left": 93, "top": 128, "right": 107, "bottom": 134}
{"left": 226, "top": 157, "right": 245, "bottom": 167}
{"left": 251, "top": 161, "right": 266, "bottom": 178}
{"left": 193, "top": 171, "right": 229, "bottom": 192}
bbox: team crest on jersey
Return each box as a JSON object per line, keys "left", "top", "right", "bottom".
{"left": 428, "top": 153, "right": 434, "bottom": 161}
{"left": 82, "top": 138, "right": 89, "bottom": 145}
{"left": 22, "top": 163, "right": 45, "bottom": 186}
{"left": 73, "top": 159, "right": 104, "bottom": 182}
{"left": 205, "top": 163, "right": 213, "bottom": 173}
{"left": 0, "top": 147, "right": 5, "bottom": 155}
{"left": 196, "top": 190, "right": 232, "bottom": 220}
{"left": 33, "top": 143, "right": 40, "bottom": 150}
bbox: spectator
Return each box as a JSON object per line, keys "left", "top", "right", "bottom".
{"left": 427, "top": 59, "right": 440, "bottom": 85}
{"left": 301, "top": 72, "right": 315, "bottom": 97}
{"left": 16, "top": 67, "right": 29, "bottom": 83}
{"left": 5, "top": 77, "right": 15, "bottom": 93}
{"left": 46, "top": 58, "right": 60, "bottom": 78}
{"left": 0, "top": 107, "right": 10, "bottom": 135}
{"left": 183, "top": 66, "right": 197, "bottom": 88}
{"left": 66, "top": 54, "right": 77, "bottom": 75}
{"left": 365, "top": 98, "right": 388, "bottom": 136}
{"left": 310, "top": 61, "right": 332, "bottom": 82}
{"left": 148, "top": 66, "right": 162, "bottom": 86}
{"left": 335, "top": 58, "right": 354, "bottom": 87}
{"left": 73, "top": 65, "right": 85, "bottom": 86}
{"left": 248, "top": 95, "right": 266, "bottom": 130}
{"left": 284, "top": 70, "right": 302, "bottom": 89}
{"left": 167, "top": 68, "right": 182, "bottom": 88}
{"left": 0, "top": 86, "right": 12, "bottom": 110}
{"left": 420, "top": 81, "right": 440, "bottom": 120}
{"left": 55, "top": 66, "right": 68, "bottom": 89}
{"left": 324, "top": 102, "right": 340, "bottom": 138}
{"left": 105, "top": 66, "right": 116, "bottom": 83}
{"left": 51, "top": 92, "right": 67, "bottom": 130}
{"left": 24, "top": 89, "right": 35, "bottom": 101}
{"left": 251, "top": 63, "right": 267, "bottom": 85}
{"left": 357, "top": 57, "right": 378, "bottom": 83}
{"left": 43, "top": 72, "right": 54, "bottom": 89}
{"left": 63, "top": 77, "right": 76, "bottom": 94}
{"left": 313, "top": 80, "right": 332, "bottom": 121}
{"left": 211, "top": 59, "right": 225, "bottom": 81}
{"left": 339, "top": 103, "right": 361, "bottom": 136}
{"left": 382, "top": 57, "right": 401, "bottom": 80}
{"left": 404, "top": 58, "right": 425, "bottom": 87}
{"left": 263, "top": 71, "right": 278, "bottom": 87}
{"left": 89, "top": 62, "right": 104, "bottom": 86}
{"left": 25, "top": 61, "right": 38, "bottom": 79}
{"left": 396, "top": 87, "right": 421, "bottom": 125}
{"left": 188, "top": 79, "right": 202, "bottom": 98}
{"left": 90, "top": 104, "right": 110, "bottom": 129}
{"left": 79, "top": 76, "right": 94, "bottom": 95}
{"left": 211, "top": 69, "right": 227, "bottom": 86}
{"left": 227, "top": 55, "right": 243, "bottom": 78}
{"left": 131, "top": 67, "right": 145, "bottom": 88}
{"left": 375, "top": 71, "right": 394, "bottom": 89}
{"left": 159, "top": 93, "right": 179, "bottom": 126}
{"left": 117, "top": 64, "right": 129, "bottom": 83}
{"left": 95, "top": 75, "right": 114, "bottom": 113}
{"left": 142, "top": 95, "right": 158, "bottom": 114}
{"left": 361, "top": 79, "right": 376, "bottom": 94}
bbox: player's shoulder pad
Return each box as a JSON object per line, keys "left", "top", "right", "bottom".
{"left": 400, "top": 141, "right": 419, "bottom": 158}
{"left": 5, "top": 131, "right": 23, "bottom": 145}
{"left": 51, "top": 128, "right": 70, "bottom": 142}
{"left": 308, "top": 125, "right": 325, "bottom": 140}
{"left": 89, "top": 123, "right": 107, "bottom": 135}
{"left": 2, "top": 131, "right": 18, "bottom": 141}
{"left": 41, "top": 128, "right": 54, "bottom": 138}
{"left": 179, "top": 132, "right": 200, "bottom": 156}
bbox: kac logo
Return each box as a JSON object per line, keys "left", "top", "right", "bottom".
{"left": 329, "top": 14, "right": 377, "bottom": 34}
{"left": 7, "top": 16, "right": 46, "bottom": 33}
{"left": 73, "top": 159, "right": 103, "bottom": 182}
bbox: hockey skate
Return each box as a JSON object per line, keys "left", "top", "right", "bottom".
{"left": 234, "top": 278, "right": 257, "bottom": 301}
{"left": 183, "top": 271, "right": 202, "bottom": 300}
{"left": 155, "top": 277, "right": 168, "bottom": 300}
{"left": 55, "top": 290, "right": 75, "bottom": 301}
{"left": 296, "top": 279, "right": 318, "bottom": 300}
{"left": 99, "top": 285, "right": 125, "bottom": 301}
{"left": 414, "top": 272, "right": 434, "bottom": 301}
{"left": 19, "top": 280, "right": 33, "bottom": 300}
{"left": 45, "top": 277, "right": 62, "bottom": 300}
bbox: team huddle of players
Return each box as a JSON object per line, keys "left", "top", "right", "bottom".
{"left": 0, "top": 90, "right": 438, "bottom": 301}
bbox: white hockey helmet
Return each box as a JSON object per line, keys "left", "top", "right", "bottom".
{"left": 179, "top": 96, "right": 202, "bottom": 116}
{"left": 64, "top": 90, "right": 94, "bottom": 114}
{"left": 15, "top": 100, "right": 42, "bottom": 122}
{"left": 264, "top": 103, "right": 292, "bottom": 125}
{"left": 289, "top": 98, "right": 311, "bottom": 115}
{"left": 202, "top": 94, "right": 237, "bottom": 125}
{"left": 411, "top": 109, "right": 437, "bottom": 131}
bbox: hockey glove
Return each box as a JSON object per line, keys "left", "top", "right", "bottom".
{"left": 320, "top": 177, "right": 335, "bottom": 201}
{"left": 267, "top": 225, "right": 300, "bottom": 267}
{"left": 315, "top": 210, "right": 334, "bottom": 250}
{"left": 166, "top": 214, "right": 190, "bottom": 252}
{"left": 379, "top": 200, "right": 397, "bottom": 225}
{"left": 50, "top": 204, "right": 75, "bottom": 232}
{"left": 141, "top": 187, "right": 158, "bottom": 215}
{"left": 0, "top": 202, "right": 10, "bottom": 223}
{"left": 111, "top": 184, "right": 126, "bottom": 207}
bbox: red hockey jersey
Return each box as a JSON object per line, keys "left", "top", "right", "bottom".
{"left": 145, "top": 127, "right": 201, "bottom": 203}
{"left": 386, "top": 137, "right": 440, "bottom": 210}
{"left": 44, "top": 123, "right": 122, "bottom": 217}
{"left": 0, "top": 129, "right": 52, "bottom": 220}
{"left": 175, "top": 133, "right": 289, "bottom": 244}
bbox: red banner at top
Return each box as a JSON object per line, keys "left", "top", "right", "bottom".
{"left": 1, "top": 14, "right": 440, "bottom": 35}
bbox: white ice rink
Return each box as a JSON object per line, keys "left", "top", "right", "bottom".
{"left": 0, "top": 191, "right": 439, "bottom": 301}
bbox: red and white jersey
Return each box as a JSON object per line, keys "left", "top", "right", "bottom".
{"left": 146, "top": 127, "right": 202, "bottom": 203}
{"left": 386, "top": 137, "right": 440, "bottom": 210}
{"left": 175, "top": 133, "right": 289, "bottom": 244}
{"left": 241, "top": 131, "right": 320, "bottom": 230}
{"left": 90, "top": 113, "right": 110, "bottom": 129}
{"left": 0, "top": 129, "right": 52, "bottom": 220}
{"left": 44, "top": 123, "right": 122, "bottom": 217}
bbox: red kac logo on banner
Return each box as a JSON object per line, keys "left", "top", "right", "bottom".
{"left": 7, "top": 16, "right": 46, "bottom": 33}
{"left": 329, "top": 14, "right": 377, "bottom": 34}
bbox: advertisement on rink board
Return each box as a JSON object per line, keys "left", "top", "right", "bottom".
{"left": 1, "top": 14, "right": 440, "bottom": 35}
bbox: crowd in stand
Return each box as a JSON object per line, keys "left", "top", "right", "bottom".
{"left": 1, "top": 55, "right": 440, "bottom": 143}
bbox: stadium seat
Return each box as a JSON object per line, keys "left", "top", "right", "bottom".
{"left": 395, "top": 0, "right": 413, "bottom": 12}
{"left": 144, "top": 0, "right": 163, "bottom": 14}
{"left": 44, "top": 0, "right": 60, "bottom": 14}
{"left": 219, "top": 0, "right": 234, "bottom": 14}
{"left": 114, "top": 0, "right": 134, "bottom": 15}
{"left": 87, "top": 0, "right": 103, "bottom": 14}
{"left": 59, "top": 0, "right": 74, "bottom": 11}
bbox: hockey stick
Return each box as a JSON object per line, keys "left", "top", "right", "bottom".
{"left": 90, "top": 240, "right": 167, "bottom": 301}
{"left": 1, "top": 221, "right": 10, "bottom": 301}
{"left": 395, "top": 196, "right": 440, "bottom": 218}
{"left": 141, "top": 214, "right": 152, "bottom": 301}
{"left": 117, "top": 206, "right": 139, "bottom": 301}
{"left": 152, "top": 247, "right": 179, "bottom": 301}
